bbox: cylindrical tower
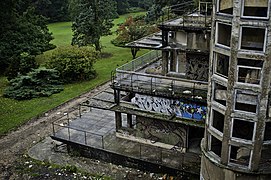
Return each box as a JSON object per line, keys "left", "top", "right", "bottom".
{"left": 201, "top": 0, "right": 271, "bottom": 179}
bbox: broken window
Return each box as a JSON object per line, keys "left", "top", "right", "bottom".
{"left": 240, "top": 27, "right": 266, "bottom": 52}
{"left": 229, "top": 145, "right": 251, "bottom": 167}
{"left": 232, "top": 119, "right": 254, "bottom": 141}
{"left": 235, "top": 90, "right": 258, "bottom": 113}
{"left": 216, "top": 23, "right": 232, "bottom": 47}
{"left": 243, "top": 0, "right": 269, "bottom": 18}
{"left": 209, "top": 134, "right": 222, "bottom": 157}
{"left": 215, "top": 53, "right": 229, "bottom": 78}
{"left": 214, "top": 82, "right": 227, "bottom": 106}
{"left": 211, "top": 109, "right": 225, "bottom": 133}
{"left": 218, "top": 0, "right": 233, "bottom": 14}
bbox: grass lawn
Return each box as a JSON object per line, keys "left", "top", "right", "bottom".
{"left": 0, "top": 12, "right": 147, "bottom": 136}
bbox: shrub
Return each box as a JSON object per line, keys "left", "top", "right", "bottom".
{"left": 45, "top": 46, "right": 98, "bottom": 83}
{"left": 6, "top": 52, "right": 38, "bottom": 81}
{"left": 4, "top": 68, "right": 63, "bottom": 100}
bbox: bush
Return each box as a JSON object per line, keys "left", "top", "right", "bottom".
{"left": 45, "top": 46, "right": 98, "bottom": 83}
{"left": 4, "top": 68, "right": 63, "bottom": 100}
{"left": 6, "top": 52, "right": 38, "bottom": 81}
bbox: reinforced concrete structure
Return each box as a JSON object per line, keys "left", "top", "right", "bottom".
{"left": 201, "top": 0, "right": 271, "bottom": 179}
{"left": 110, "top": 0, "right": 212, "bottom": 173}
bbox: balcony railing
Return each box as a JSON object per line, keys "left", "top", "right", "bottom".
{"left": 117, "top": 50, "right": 162, "bottom": 72}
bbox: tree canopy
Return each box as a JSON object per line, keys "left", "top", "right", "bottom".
{"left": 71, "top": 0, "right": 117, "bottom": 51}
{"left": 0, "top": 1, "right": 54, "bottom": 74}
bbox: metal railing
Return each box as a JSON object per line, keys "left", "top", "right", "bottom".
{"left": 113, "top": 71, "right": 207, "bottom": 100}
{"left": 52, "top": 110, "right": 106, "bottom": 149}
{"left": 52, "top": 116, "right": 200, "bottom": 172}
{"left": 116, "top": 50, "right": 162, "bottom": 72}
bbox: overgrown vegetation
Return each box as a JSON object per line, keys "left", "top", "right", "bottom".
{"left": 0, "top": 12, "right": 148, "bottom": 136}
{"left": 112, "top": 15, "right": 159, "bottom": 58}
{"left": 4, "top": 68, "right": 63, "bottom": 100}
{"left": 14, "top": 155, "right": 112, "bottom": 179}
{"left": 45, "top": 46, "right": 98, "bottom": 83}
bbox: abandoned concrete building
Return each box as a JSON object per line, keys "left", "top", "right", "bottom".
{"left": 201, "top": 0, "right": 271, "bottom": 179}
{"left": 51, "top": 0, "right": 271, "bottom": 178}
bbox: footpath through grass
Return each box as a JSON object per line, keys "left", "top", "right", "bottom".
{"left": 0, "top": 12, "right": 147, "bottom": 135}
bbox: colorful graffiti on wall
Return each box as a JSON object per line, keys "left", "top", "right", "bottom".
{"left": 132, "top": 94, "right": 206, "bottom": 121}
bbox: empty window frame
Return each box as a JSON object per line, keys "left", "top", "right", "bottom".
{"left": 229, "top": 145, "right": 251, "bottom": 167}
{"left": 213, "top": 82, "right": 227, "bottom": 106}
{"left": 232, "top": 119, "right": 255, "bottom": 141}
{"left": 216, "top": 23, "right": 232, "bottom": 47}
{"left": 217, "top": 0, "right": 233, "bottom": 14}
{"left": 211, "top": 108, "right": 225, "bottom": 133}
{"left": 242, "top": 0, "right": 269, "bottom": 18}
{"left": 240, "top": 27, "right": 266, "bottom": 52}
{"left": 209, "top": 134, "right": 222, "bottom": 157}
{"left": 237, "top": 58, "right": 263, "bottom": 84}
{"left": 215, "top": 53, "right": 229, "bottom": 78}
{"left": 264, "top": 122, "right": 271, "bottom": 141}
{"left": 235, "top": 90, "right": 258, "bottom": 113}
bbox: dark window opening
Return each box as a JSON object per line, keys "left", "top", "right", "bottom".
{"left": 210, "top": 135, "right": 222, "bottom": 157}
{"left": 264, "top": 122, "right": 271, "bottom": 141}
{"left": 243, "top": 0, "right": 268, "bottom": 17}
{"left": 260, "top": 145, "right": 271, "bottom": 168}
{"left": 230, "top": 145, "right": 250, "bottom": 166}
{"left": 235, "top": 102, "right": 257, "bottom": 113}
{"left": 237, "top": 59, "right": 263, "bottom": 84}
{"left": 218, "top": 0, "right": 233, "bottom": 14}
{"left": 235, "top": 90, "right": 257, "bottom": 113}
{"left": 238, "top": 67, "right": 261, "bottom": 84}
{"left": 217, "top": 23, "right": 232, "bottom": 47}
{"left": 216, "top": 53, "right": 229, "bottom": 77}
{"left": 212, "top": 110, "right": 225, "bottom": 133}
{"left": 241, "top": 27, "right": 265, "bottom": 51}
{"left": 214, "top": 83, "right": 227, "bottom": 106}
{"left": 232, "top": 119, "right": 254, "bottom": 140}
{"left": 238, "top": 59, "right": 263, "bottom": 67}
{"left": 188, "top": 127, "right": 204, "bottom": 153}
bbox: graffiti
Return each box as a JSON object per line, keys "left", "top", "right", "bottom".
{"left": 136, "top": 118, "right": 186, "bottom": 148}
{"left": 132, "top": 94, "right": 206, "bottom": 121}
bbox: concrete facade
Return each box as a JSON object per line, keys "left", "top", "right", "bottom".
{"left": 110, "top": 1, "right": 212, "bottom": 173}
{"left": 201, "top": 0, "right": 271, "bottom": 179}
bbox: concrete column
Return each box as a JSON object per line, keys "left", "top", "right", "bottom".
{"left": 220, "top": 0, "right": 241, "bottom": 165}
{"left": 162, "top": 51, "right": 169, "bottom": 75}
{"left": 127, "top": 114, "right": 133, "bottom": 128}
{"left": 115, "top": 112, "right": 122, "bottom": 131}
{"left": 114, "top": 89, "right": 120, "bottom": 105}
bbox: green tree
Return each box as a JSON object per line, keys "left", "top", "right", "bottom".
{"left": 4, "top": 68, "right": 63, "bottom": 100}
{"left": 0, "top": 1, "right": 54, "bottom": 74}
{"left": 112, "top": 16, "right": 159, "bottom": 58}
{"left": 71, "top": 0, "right": 117, "bottom": 51}
{"left": 116, "top": 0, "right": 130, "bottom": 15}
{"left": 45, "top": 46, "right": 98, "bottom": 83}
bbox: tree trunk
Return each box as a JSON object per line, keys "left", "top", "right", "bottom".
{"left": 131, "top": 47, "right": 139, "bottom": 59}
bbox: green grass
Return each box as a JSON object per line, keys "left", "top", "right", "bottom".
{"left": 0, "top": 12, "right": 147, "bottom": 135}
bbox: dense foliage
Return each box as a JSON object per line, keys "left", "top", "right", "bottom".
{"left": 6, "top": 53, "right": 38, "bottom": 81}
{"left": 71, "top": 0, "right": 117, "bottom": 51}
{"left": 34, "top": 0, "right": 70, "bottom": 22}
{"left": 112, "top": 15, "right": 159, "bottom": 58}
{"left": 4, "top": 68, "right": 63, "bottom": 100}
{"left": 0, "top": 1, "right": 54, "bottom": 74}
{"left": 45, "top": 46, "right": 98, "bottom": 83}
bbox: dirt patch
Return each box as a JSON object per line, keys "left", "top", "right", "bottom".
{"left": 100, "top": 52, "right": 113, "bottom": 59}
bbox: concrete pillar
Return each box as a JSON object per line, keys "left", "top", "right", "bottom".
{"left": 115, "top": 112, "right": 122, "bottom": 131}
{"left": 127, "top": 114, "right": 133, "bottom": 128}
